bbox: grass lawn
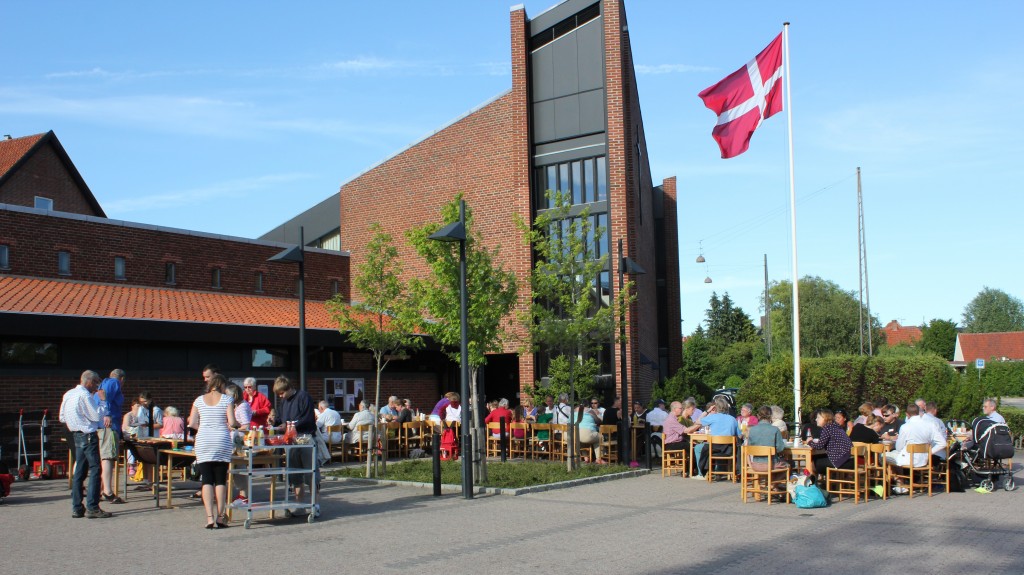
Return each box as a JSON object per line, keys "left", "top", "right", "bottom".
{"left": 327, "top": 459, "right": 632, "bottom": 489}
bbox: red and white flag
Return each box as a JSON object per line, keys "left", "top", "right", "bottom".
{"left": 698, "top": 33, "right": 784, "bottom": 159}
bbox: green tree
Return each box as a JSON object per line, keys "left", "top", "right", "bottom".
{"left": 407, "top": 195, "right": 518, "bottom": 483}
{"left": 519, "top": 190, "right": 624, "bottom": 470}
{"left": 705, "top": 292, "right": 758, "bottom": 347}
{"left": 766, "top": 276, "right": 884, "bottom": 357}
{"left": 919, "top": 318, "right": 958, "bottom": 360}
{"left": 326, "top": 223, "right": 422, "bottom": 478}
{"left": 962, "top": 287, "right": 1024, "bottom": 333}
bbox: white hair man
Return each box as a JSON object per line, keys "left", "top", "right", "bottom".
{"left": 316, "top": 400, "right": 343, "bottom": 443}
{"left": 345, "top": 401, "right": 375, "bottom": 443}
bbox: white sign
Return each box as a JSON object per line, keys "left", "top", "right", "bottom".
{"left": 976, "top": 358, "right": 985, "bottom": 369}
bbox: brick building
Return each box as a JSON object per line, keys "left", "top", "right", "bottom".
{"left": 0, "top": 132, "right": 451, "bottom": 466}
{"left": 277, "top": 0, "right": 683, "bottom": 404}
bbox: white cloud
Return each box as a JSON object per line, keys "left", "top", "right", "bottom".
{"left": 635, "top": 63, "right": 714, "bottom": 75}
{"left": 103, "top": 173, "right": 313, "bottom": 214}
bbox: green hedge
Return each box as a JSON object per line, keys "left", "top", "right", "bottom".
{"left": 1001, "top": 407, "right": 1024, "bottom": 439}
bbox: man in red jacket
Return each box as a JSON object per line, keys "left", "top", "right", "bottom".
{"left": 243, "top": 377, "right": 272, "bottom": 428}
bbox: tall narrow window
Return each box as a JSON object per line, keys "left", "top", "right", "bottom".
{"left": 0, "top": 245, "right": 9, "bottom": 270}
{"left": 255, "top": 271, "right": 264, "bottom": 293}
{"left": 58, "top": 251, "right": 71, "bottom": 275}
{"left": 165, "top": 262, "right": 176, "bottom": 285}
{"left": 211, "top": 268, "right": 222, "bottom": 289}
{"left": 331, "top": 279, "right": 339, "bottom": 296}
{"left": 34, "top": 196, "right": 54, "bottom": 211}
{"left": 114, "top": 256, "right": 126, "bottom": 280}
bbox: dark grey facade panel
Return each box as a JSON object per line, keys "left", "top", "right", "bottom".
{"left": 259, "top": 192, "right": 340, "bottom": 247}
{"left": 531, "top": 47, "right": 555, "bottom": 101}
{"left": 576, "top": 21, "right": 605, "bottom": 92}
{"left": 551, "top": 34, "right": 580, "bottom": 98}
{"left": 533, "top": 100, "right": 557, "bottom": 142}
{"left": 529, "top": 0, "right": 601, "bottom": 36}
{"left": 578, "top": 88, "right": 607, "bottom": 135}
{"left": 554, "top": 94, "right": 582, "bottom": 138}
{"left": 533, "top": 133, "right": 606, "bottom": 166}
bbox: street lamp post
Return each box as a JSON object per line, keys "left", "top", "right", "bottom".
{"left": 428, "top": 200, "right": 472, "bottom": 500}
{"left": 268, "top": 227, "right": 307, "bottom": 391}
{"left": 617, "top": 238, "right": 645, "bottom": 463}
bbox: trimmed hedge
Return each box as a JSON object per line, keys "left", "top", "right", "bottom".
{"left": 1001, "top": 407, "right": 1024, "bottom": 439}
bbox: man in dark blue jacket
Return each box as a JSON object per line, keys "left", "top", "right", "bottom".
{"left": 273, "top": 375, "right": 320, "bottom": 517}
{"left": 97, "top": 369, "right": 125, "bottom": 504}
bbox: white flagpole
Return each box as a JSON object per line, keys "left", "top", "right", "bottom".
{"left": 783, "top": 22, "right": 802, "bottom": 438}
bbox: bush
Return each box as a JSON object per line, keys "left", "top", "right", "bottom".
{"left": 1000, "top": 407, "right": 1024, "bottom": 439}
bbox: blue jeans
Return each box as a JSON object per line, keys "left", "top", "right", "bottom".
{"left": 72, "top": 431, "right": 101, "bottom": 512}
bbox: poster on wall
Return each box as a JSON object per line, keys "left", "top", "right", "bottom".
{"left": 325, "top": 378, "right": 365, "bottom": 412}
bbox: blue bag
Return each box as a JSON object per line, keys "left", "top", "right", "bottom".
{"left": 793, "top": 484, "right": 828, "bottom": 508}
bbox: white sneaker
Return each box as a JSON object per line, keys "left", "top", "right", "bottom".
{"left": 893, "top": 486, "right": 909, "bottom": 495}
{"left": 230, "top": 495, "right": 248, "bottom": 508}
{"left": 313, "top": 504, "right": 321, "bottom": 518}
{"left": 690, "top": 474, "right": 706, "bottom": 480}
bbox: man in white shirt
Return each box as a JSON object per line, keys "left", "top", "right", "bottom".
{"left": 316, "top": 400, "right": 343, "bottom": 443}
{"left": 646, "top": 399, "right": 669, "bottom": 427}
{"left": 921, "top": 401, "right": 947, "bottom": 440}
{"left": 982, "top": 398, "right": 1006, "bottom": 424}
{"left": 59, "top": 370, "right": 111, "bottom": 519}
{"left": 886, "top": 403, "right": 947, "bottom": 472}
{"left": 551, "top": 393, "right": 572, "bottom": 425}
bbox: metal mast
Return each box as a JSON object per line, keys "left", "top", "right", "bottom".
{"left": 857, "top": 167, "right": 873, "bottom": 355}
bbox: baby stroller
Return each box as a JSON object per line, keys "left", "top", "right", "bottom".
{"left": 948, "top": 417, "right": 1016, "bottom": 493}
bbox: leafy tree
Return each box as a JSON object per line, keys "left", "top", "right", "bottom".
{"left": 326, "top": 223, "right": 422, "bottom": 478}
{"left": 705, "top": 292, "right": 758, "bottom": 347}
{"left": 766, "top": 276, "right": 884, "bottom": 357}
{"left": 962, "top": 287, "right": 1024, "bottom": 333}
{"left": 679, "top": 326, "right": 714, "bottom": 397}
{"left": 407, "top": 195, "right": 518, "bottom": 483}
{"left": 918, "top": 318, "right": 958, "bottom": 360}
{"left": 519, "top": 190, "right": 625, "bottom": 470}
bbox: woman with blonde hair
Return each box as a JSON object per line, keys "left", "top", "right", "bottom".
{"left": 159, "top": 406, "right": 186, "bottom": 440}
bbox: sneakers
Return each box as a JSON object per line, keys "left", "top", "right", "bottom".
{"left": 72, "top": 509, "right": 85, "bottom": 518}
{"left": 85, "top": 508, "right": 112, "bottom": 519}
{"left": 690, "top": 473, "right": 706, "bottom": 480}
{"left": 893, "top": 486, "right": 909, "bottom": 495}
{"left": 313, "top": 504, "right": 321, "bottom": 518}
{"left": 230, "top": 495, "right": 248, "bottom": 508}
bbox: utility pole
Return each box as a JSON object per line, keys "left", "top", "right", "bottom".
{"left": 857, "top": 167, "right": 873, "bottom": 355}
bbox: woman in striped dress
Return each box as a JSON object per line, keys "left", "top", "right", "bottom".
{"left": 188, "top": 373, "right": 238, "bottom": 529}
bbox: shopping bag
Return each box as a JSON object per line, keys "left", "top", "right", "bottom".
{"left": 793, "top": 484, "right": 829, "bottom": 508}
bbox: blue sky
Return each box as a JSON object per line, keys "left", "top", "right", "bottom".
{"left": 4, "top": 1, "right": 1022, "bottom": 336}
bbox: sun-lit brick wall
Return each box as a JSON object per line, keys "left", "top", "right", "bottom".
{"left": 0, "top": 142, "right": 101, "bottom": 217}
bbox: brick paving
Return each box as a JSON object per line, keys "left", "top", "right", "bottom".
{"left": 3, "top": 461, "right": 1021, "bottom": 575}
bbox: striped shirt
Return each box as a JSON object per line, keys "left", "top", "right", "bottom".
{"left": 59, "top": 385, "right": 108, "bottom": 433}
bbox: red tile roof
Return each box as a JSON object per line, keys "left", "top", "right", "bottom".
{"left": 0, "top": 275, "right": 343, "bottom": 330}
{"left": 884, "top": 320, "right": 922, "bottom": 347}
{"left": 0, "top": 133, "right": 46, "bottom": 179}
{"left": 954, "top": 332, "right": 1024, "bottom": 363}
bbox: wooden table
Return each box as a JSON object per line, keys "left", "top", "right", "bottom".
{"left": 160, "top": 448, "right": 281, "bottom": 512}
{"left": 782, "top": 443, "right": 826, "bottom": 473}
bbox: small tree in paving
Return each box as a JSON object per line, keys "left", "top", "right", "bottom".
{"left": 407, "top": 195, "right": 518, "bottom": 482}
{"left": 327, "top": 223, "right": 422, "bottom": 478}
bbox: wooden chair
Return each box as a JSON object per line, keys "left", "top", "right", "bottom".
{"left": 401, "top": 421, "right": 424, "bottom": 456}
{"left": 509, "top": 423, "right": 529, "bottom": 459}
{"left": 826, "top": 443, "right": 868, "bottom": 504}
{"left": 662, "top": 447, "right": 688, "bottom": 477}
{"left": 707, "top": 435, "right": 738, "bottom": 483}
{"left": 889, "top": 443, "right": 933, "bottom": 498}
{"left": 865, "top": 443, "right": 890, "bottom": 500}
{"left": 549, "top": 424, "right": 568, "bottom": 461}
{"left": 599, "top": 425, "right": 619, "bottom": 464}
{"left": 740, "top": 445, "right": 789, "bottom": 504}
{"left": 529, "top": 423, "right": 553, "bottom": 459}
{"left": 344, "top": 423, "right": 373, "bottom": 462}
{"left": 486, "top": 422, "right": 502, "bottom": 458}
{"left": 931, "top": 454, "right": 951, "bottom": 494}
{"left": 384, "top": 421, "right": 402, "bottom": 459}
{"left": 324, "top": 424, "right": 345, "bottom": 462}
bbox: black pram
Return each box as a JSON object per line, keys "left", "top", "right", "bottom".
{"left": 948, "top": 416, "right": 1016, "bottom": 492}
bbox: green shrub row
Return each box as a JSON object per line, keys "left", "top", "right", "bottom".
{"left": 736, "top": 355, "right": 1022, "bottom": 436}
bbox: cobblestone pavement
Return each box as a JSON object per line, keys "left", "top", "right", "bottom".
{"left": 3, "top": 461, "right": 1021, "bottom": 575}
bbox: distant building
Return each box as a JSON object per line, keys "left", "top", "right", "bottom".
{"left": 953, "top": 332, "right": 1024, "bottom": 367}
{"left": 883, "top": 320, "right": 923, "bottom": 347}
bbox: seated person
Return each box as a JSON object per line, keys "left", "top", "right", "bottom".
{"left": 809, "top": 409, "right": 853, "bottom": 474}
{"left": 484, "top": 398, "right": 518, "bottom": 437}
{"left": 747, "top": 405, "right": 789, "bottom": 472}
{"left": 159, "top": 406, "right": 186, "bottom": 440}
{"left": 854, "top": 402, "right": 875, "bottom": 426}
{"left": 833, "top": 408, "right": 851, "bottom": 435}
{"left": 429, "top": 392, "right": 457, "bottom": 425}
{"left": 315, "top": 400, "right": 343, "bottom": 443}
{"left": 662, "top": 400, "right": 700, "bottom": 453}
{"left": 769, "top": 405, "right": 789, "bottom": 440}
{"left": 801, "top": 409, "right": 822, "bottom": 442}
{"left": 573, "top": 403, "right": 604, "bottom": 463}
{"left": 444, "top": 393, "right": 462, "bottom": 426}
{"left": 885, "top": 404, "right": 947, "bottom": 490}
{"left": 395, "top": 400, "right": 413, "bottom": 426}
{"left": 736, "top": 403, "right": 759, "bottom": 431}
{"left": 848, "top": 414, "right": 881, "bottom": 444}
{"left": 602, "top": 397, "right": 621, "bottom": 428}
{"left": 877, "top": 404, "right": 903, "bottom": 441}
{"left": 344, "top": 401, "right": 376, "bottom": 443}
{"left": 695, "top": 397, "right": 742, "bottom": 476}
{"left": 517, "top": 398, "right": 537, "bottom": 422}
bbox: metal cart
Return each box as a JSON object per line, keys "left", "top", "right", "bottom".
{"left": 236, "top": 443, "right": 317, "bottom": 528}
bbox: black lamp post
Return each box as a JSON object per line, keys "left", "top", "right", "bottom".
{"left": 617, "top": 238, "right": 645, "bottom": 463}
{"left": 428, "top": 200, "right": 472, "bottom": 500}
{"left": 268, "top": 226, "right": 307, "bottom": 391}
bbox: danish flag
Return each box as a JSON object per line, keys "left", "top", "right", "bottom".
{"left": 698, "top": 33, "right": 784, "bottom": 159}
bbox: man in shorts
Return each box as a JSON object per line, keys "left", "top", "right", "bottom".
{"left": 97, "top": 369, "right": 125, "bottom": 504}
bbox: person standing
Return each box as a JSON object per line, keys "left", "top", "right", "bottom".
{"left": 273, "top": 376, "right": 320, "bottom": 518}
{"left": 59, "top": 370, "right": 111, "bottom": 519}
{"left": 97, "top": 368, "right": 125, "bottom": 504}
{"left": 136, "top": 391, "right": 163, "bottom": 438}
{"left": 189, "top": 373, "right": 237, "bottom": 529}
{"left": 242, "top": 377, "right": 272, "bottom": 428}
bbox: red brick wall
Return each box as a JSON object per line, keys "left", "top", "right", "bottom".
{"left": 0, "top": 209, "right": 349, "bottom": 302}
{"left": 661, "top": 177, "right": 683, "bottom": 375}
{"left": 0, "top": 143, "right": 101, "bottom": 216}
